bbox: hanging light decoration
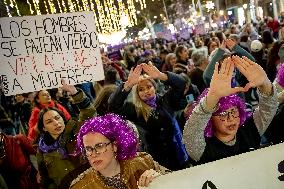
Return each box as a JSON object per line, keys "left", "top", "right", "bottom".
{"left": 11, "top": 0, "right": 21, "bottom": 15}
{"left": 26, "top": 0, "right": 35, "bottom": 14}
{"left": 1, "top": 0, "right": 155, "bottom": 34}
{"left": 3, "top": 0, "right": 12, "bottom": 17}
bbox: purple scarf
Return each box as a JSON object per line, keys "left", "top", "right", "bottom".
{"left": 144, "top": 96, "right": 157, "bottom": 109}
{"left": 39, "top": 136, "right": 68, "bottom": 159}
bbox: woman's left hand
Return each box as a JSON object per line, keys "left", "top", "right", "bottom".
{"left": 233, "top": 56, "right": 271, "bottom": 90}
{"left": 61, "top": 79, "right": 78, "bottom": 95}
{"left": 233, "top": 56, "right": 273, "bottom": 95}
{"left": 142, "top": 62, "right": 168, "bottom": 81}
{"left": 138, "top": 169, "right": 161, "bottom": 187}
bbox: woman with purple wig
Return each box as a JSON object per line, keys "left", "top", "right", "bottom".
{"left": 183, "top": 55, "right": 278, "bottom": 164}
{"left": 70, "top": 113, "right": 168, "bottom": 189}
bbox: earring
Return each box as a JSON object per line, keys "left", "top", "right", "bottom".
{"left": 114, "top": 151, "right": 117, "bottom": 159}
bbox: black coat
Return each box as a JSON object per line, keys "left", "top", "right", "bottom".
{"left": 264, "top": 103, "right": 284, "bottom": 144}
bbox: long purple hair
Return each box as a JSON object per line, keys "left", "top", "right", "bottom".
{"left": 74, "top": 113, "right": 138, "bottom": 160}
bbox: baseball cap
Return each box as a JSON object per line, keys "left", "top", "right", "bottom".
{"left": 251, "top": 40, "right": 263, "bottom": 52}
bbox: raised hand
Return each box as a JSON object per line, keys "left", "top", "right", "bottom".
{"left": 138, "top": 169, "right": 161, "bottom": 187}
{"left": 61, "top": 79, "right": 78, "bottom": 95}
{"left": 142, "top": 62, "right": 168, "bottom": 81}
{"left": 225, "top": 39, "right": 237, "bottom": 50}
{"left": 233, "top": 56, "right": 272, "bottom": 95}
{"left": 209, "top": 57, "right": 246, "bottom": 99}
{"left": 124, "top": 65, "right": 143, "bottom": 90}
{"left": 233, "top": 56, "right": 270, "bottom": 89}
{"left": 101, "top": 55, "right": 112, "bottom": 65}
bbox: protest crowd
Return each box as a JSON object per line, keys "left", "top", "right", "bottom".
{"left": 1, "top": 10, "right": 284, "bottom": 189}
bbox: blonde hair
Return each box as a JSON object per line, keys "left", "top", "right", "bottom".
{"left": 132, "top": 75, "right": 156, "bottom": 121}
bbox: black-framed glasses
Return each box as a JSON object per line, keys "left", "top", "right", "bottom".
{"left": 216, "top": 108, "right": 239, "bottom": 122}
{"left": 84, "top": 142, "right": 112, "bottom": 156}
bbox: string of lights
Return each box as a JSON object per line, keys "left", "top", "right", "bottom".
{"left": 2, "top": 0, "right": 153, "bottom": 34}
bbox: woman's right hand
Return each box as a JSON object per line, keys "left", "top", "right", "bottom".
{"left": 225, "top": 39, "right": 237, "bottom": 50}
{"left": 61, "top": 79, "right": 78, "bottom": 95}
{"left": 124, "top": 65, "right": 143, "bottom": 91}
{"left": 207, "top": 58, "right": 246, "bottom": 109}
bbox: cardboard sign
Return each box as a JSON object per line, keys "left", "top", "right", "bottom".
{"left": 156, "top": 29, "right": 172, "bottom": 41}
{"left": 0, "top": 11, "right": 104, "bottom": 96}
{"left": 180, "top": 28, "right": 190, "bottom": 40}
{"left": 145, "top": 143, "right": 284, "bottom": 189}
{"left": 108, "top": 50, "right": 122, "bottom": 61}
{"left": 195, "top": 24, "right": 206, "bottom": 35}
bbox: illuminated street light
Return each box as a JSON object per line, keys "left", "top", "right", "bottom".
{"left": 205, "top": 1, "right": 215, "bottom": 10}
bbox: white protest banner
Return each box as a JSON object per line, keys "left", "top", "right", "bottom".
{"left": 0, "top": 11, "right": 104, "bottom": 96}
{"left": 145, "top": 143, "right": 284, "bottom": 189}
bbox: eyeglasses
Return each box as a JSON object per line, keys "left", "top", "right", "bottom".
{"left": 215, "top": 108, "right": 239, "bottom": 122}
{"left": 84, "top": 142, "right": 112, "bottom": 156}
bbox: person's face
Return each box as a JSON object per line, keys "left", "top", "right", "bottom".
{"left": 131, "top": 49, "right": 137, "bottom": 56}
{"left": 231, "top": 27, "right": 236, "bottom": 34}
{"left": 212, "top": 106, "right": 240, "bottom": 138}
{"left": 27, "top": 92, "right": 36, "bottom": 102}
{"left": 43, "top": 110, "right": 65, "bottom": 139}
{"left": 15, "top": 94, "right": 25, "bottom": 103}
{"left": 209, "top": 42, "right": 218, "bottom": 53}
{"left": 37, "top": 90, "right": 51, "bottom": 104}
{"left": 83, "top": 132, "right": 117, "bottom": 172}
{"left": 160, "top": 54, "right": 167, "bottom": 61}
{"left": 137, "top": 79, "right": 156, "bottom": 101}
{"left": 169, "top": 57, "right": 177, "bottom": 66}
{"left": 179, "top": 48, "right": 189, "bottom": 60}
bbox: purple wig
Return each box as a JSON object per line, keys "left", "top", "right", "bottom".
{"left": 75, "top": 113, "right": 138, "bottom": 160}
{"left": 193, "top": 88, "right": 251, "bottom": 137}
{"left": 276, "top": 63, "right": 284, "bottom": 88}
